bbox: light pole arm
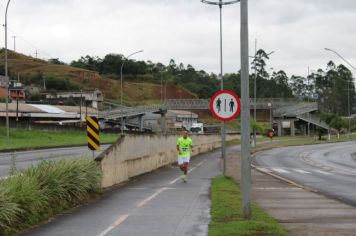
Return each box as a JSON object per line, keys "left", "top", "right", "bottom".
{"left": 325, "top": 48, "right": 356, "bottom": 71}
{"left": 201, "top": 0, "right": 240, "bottom": 5}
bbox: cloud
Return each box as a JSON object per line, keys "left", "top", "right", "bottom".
{"left": 0, "top": 0, "right": 355, "bottom": 77}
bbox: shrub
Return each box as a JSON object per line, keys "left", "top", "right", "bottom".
{"left": 0, "top": 158, "right": 102, "bottom": 235}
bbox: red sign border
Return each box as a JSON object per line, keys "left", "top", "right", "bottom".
{"left": 210, "top": 90, "right": 241, "bottom": 122}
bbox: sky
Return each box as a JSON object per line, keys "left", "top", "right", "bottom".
{"left": 0, "top": 0, "right": 356, "bottom": 77}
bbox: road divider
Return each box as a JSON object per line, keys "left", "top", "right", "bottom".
{"left": 96, "top": 133, "right": 238, "bottom": 188}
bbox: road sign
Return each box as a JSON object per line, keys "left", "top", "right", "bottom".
{"left": 86, "top": 116, "right": 100, "bottom": 151}
{"left": 210, "top": 90, "right": 241, "bottom": 121}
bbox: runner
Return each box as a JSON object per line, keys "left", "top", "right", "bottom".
{"left": 177, "top": 130, "right": 193, "bottom": 182}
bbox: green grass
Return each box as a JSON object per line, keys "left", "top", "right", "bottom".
{"left": 209, "top": 176, "right": 288, "bottom": 236}
{"left": 253, "top": 133, "right": 356, "bottom": 151}
{"left": 0, "top": 158, "right": 102, "bottom": 236}
{"left": 0, "top": 127, "right": 119, "bottom": 151}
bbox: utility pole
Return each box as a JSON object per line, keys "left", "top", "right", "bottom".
{"left": 201, "top": 0, "right": 239, "bottom": 176}
{"left": 253, "top": 38, "right": 257, "bottom": 147}
{"left": 240, "top": 0, "right": 251, "bottom": 219}
{"left": 80, "top": 90, "right": 83, "bottom": 127}
{"left": 5, "top": 0, "right": 12, "bottom": 142}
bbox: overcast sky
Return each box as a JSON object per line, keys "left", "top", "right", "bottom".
{"left": 1, "top": 0, "right": 355, "bottom": 77}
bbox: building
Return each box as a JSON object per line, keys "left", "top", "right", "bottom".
{"left": 0, "top": 80, "right": 26, "bottom": 101}
{"left": 143, "top": 110, "right": 198, "bottom": 131}
{"left": 45, "top": 89, "right": 103, "bottom": 109}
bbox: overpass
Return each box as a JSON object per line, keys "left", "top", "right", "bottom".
{"left": 99, "top": 98, "right": 328, "bottom": 135}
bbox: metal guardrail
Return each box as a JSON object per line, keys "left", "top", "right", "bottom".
{"left": 165, "top": 98, "right": 305, "bottom": 110}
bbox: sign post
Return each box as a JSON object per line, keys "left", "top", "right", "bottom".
{"left": 86, "top": 116, "right": 100, "bottom": 157}
{"left": 210, "top": 90, "right": 241, "bottom": 175}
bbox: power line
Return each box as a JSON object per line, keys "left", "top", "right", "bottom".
{"left": 2, "top": 24, "right": 54, "bottom": 59}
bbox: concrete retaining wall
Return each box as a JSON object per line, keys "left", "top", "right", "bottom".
{"left": 95, "top": 134, "right": 238, "bottom": 188}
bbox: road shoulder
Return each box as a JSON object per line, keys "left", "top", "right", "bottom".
{"left": 226, "top": 148, "right": 356, "bottom": 236}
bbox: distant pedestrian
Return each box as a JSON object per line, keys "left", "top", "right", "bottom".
{"left": 216, "top": 98, "right": 222, "bottom": 113}
{"left": 229, "top": 99, "right": 235, "bottom": 112}
{"left": 177, "top": 130, "right": 193, "bottom": 182}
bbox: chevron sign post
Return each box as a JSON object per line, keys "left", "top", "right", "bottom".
{"left": 86, "top": 116, "right": 100, "bottom": 154}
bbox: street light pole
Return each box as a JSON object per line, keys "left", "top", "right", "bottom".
{"left": 120, "top": 50, "right": 144, "bottom": 106}
{"left": 240, "top": 0, "right": 251, "bottom": 219}
{"left": 325, "top": 48, "right": 356, "bottom": 138}
{"left": 201, "top": 0, "right": 240, "bottom": 176}
{"left": 4, "top": 0, "right": 12, "bottom": 142}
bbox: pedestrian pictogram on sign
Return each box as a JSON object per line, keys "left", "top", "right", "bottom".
{"left": 86, "top": 116, "right": 100, "bottom": 151}
{"left": 210, "top": 90, "right": 241, "bottom": 122}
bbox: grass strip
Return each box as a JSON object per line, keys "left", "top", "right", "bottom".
{"left": 0, "top": 126, "right": 119, "bottom": 151}
{"left": 209, "top": 176, "right": 288, "bottom": 236}
{"left": 0, "top": 158, "right": 102, "bottom": 236}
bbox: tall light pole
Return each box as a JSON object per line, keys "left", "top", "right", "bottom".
{"left": 4, "top": 0, "right": 12, "bottom": 142}
{"left": 325, "top": 48, "right": 356, "bottom": 138}
{"left": 250, "top": 45, "right": 274, "bottom": 147}
{"left": 201, "top": 0, "right": 240, "bottom": 176}
{"left": 240, "top": 0, "right": 251, "bottom": 219}
{"left": 120, "top": 50, "right": 143, "bottom": 106}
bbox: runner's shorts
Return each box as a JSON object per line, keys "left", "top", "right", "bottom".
{"left": 178, "top": 157, "right": 190, "bottom": 165}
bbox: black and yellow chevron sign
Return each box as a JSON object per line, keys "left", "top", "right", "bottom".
{"left": 86, "top": 116, "right": 100, "bottom": 151}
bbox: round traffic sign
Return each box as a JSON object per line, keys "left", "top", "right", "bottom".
{"left": 210, "top": 90, "right": 241, "bottom": 122}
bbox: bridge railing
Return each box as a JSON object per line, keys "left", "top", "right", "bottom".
{"left": 274, "top": 102, "right": 318, "bottom": 117}
{"left": 100, "top": 104, "right": 165, "bottom": 119}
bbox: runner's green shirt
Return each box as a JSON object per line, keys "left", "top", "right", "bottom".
{"left": 177, "top": 137, "right": 193, "bottom": 158}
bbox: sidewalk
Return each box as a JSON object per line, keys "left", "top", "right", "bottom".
{"left": 225, "top": 148, "right": 356, "bottom": 236}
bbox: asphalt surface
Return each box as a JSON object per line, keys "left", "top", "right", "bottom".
{"left": 0, "top": 145, "right": 109, "bottom": 177}
{"left": 21, "top": 147, "right": 224, "bottom": 236}
{"left": 254, "top": 141, "right": 356, "bottom": 206}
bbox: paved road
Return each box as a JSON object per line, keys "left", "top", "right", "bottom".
{"left": 22, "top": 146, "right": 229, "bottom": 236}
{"left": 254, "top": 141, "right": 356, "bottom": 206}
{"left": 0, "top": 145, "right": 109, "bottom": 177}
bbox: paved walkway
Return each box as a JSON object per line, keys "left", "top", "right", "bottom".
{"left": 226, "top": 146, "right": 356, "bottom": 236}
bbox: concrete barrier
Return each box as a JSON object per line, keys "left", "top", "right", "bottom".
{"left": 95, "top": 134, "right": 238, "bottom": 188}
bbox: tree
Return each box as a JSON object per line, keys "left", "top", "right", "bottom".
{"left": 289, "top": 75, "right": 307, "bottom": 99}
{"left": 251, "top": 49, "right": 271, "bottom": 80}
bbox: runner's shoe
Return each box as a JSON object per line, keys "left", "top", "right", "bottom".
{"left": 182, "top": 174, "right": 187, "bottom": 182}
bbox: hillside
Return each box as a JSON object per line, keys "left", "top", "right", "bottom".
{"left": 0, "top": 50, "right": 197, "bottom": 105}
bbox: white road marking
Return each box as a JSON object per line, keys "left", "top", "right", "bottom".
{"left": 272, "top": 168, "right": 289, "bottom": 173}
{"left": 256, "top": 167, "right": 272, "bottom": 173}
{"left": 137, "top": 187, "right": 171, "bottom": 207}
{"left": 97, "top": 214, "right": 129, "bottom": 236}
{"left": 294, "top": 169, "right": 311, "bottom": 174}
{"left": 314, "top": 170, "right": 333, "bottom": 175}
{"left": 169, "top": 166, "right": 197, "bottom": 185}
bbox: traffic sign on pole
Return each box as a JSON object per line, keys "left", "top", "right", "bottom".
{"left": 210, "top": 90, "right": 241, "bottom": 122}
{"left": 86, "top": 116, "right": 100, "bottom": 151}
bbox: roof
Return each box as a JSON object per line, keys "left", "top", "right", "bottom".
{"left": 0, "top": 103, "right": 98, "bottom": 119}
